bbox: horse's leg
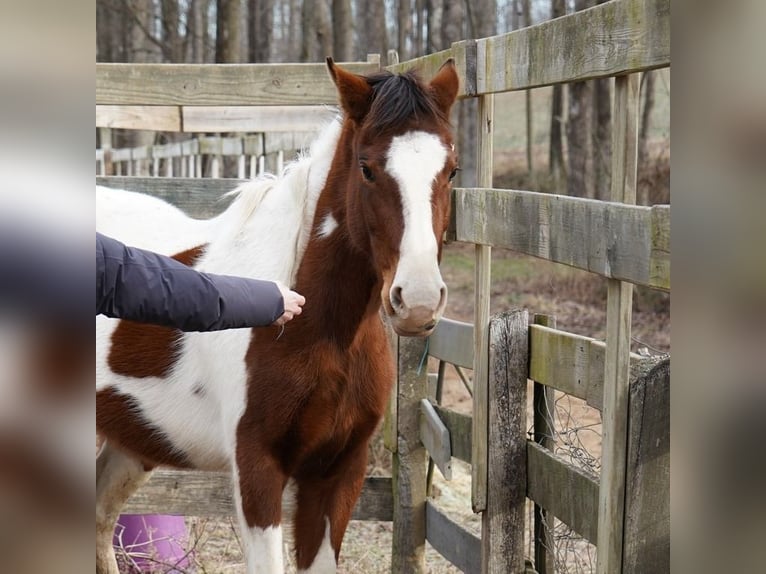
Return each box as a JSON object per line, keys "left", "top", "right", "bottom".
{"left": 96, "top": 442, "right": 151, "bottom": 574}
{"left": 234, "top": 444, "right": 287, "bottom": 574}
{"left": 292, "top": 447, "right": 368, "bottom": 573}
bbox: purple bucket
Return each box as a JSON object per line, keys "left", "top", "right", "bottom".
{"left": 114, "top": 514, "right": 190, "bottom": 573}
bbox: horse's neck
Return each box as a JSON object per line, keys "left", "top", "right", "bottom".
{"left": 198, "top": 119, "right": 342, "bottom": 284}
{"left": 295, "top": 126, "right": 382, "bottom": 348}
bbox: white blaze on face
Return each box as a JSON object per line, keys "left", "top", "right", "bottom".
{"left": 385, "top": 131, "right": 448, "bottom": 312}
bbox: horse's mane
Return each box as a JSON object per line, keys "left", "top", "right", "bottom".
{"left": 364, "top": 70, "right": 448, "bottom": 133}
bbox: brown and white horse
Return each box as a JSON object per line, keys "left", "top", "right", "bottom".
{"left": 96, "top": 59, "right": 459, "bottom": 574}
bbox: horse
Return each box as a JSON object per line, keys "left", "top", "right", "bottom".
{"left": 96, "top": 58, "right": 459, "bottom": 574}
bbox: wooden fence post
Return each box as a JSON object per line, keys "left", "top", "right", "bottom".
{"left": 597, "top": 72, "right": 640, "bottom": 574}
{"left": 623, "top": 357, "right": 670, "bottom": 573}
{"left": 392, "top": 336, "right": 428, "bottom": 574}
{"left": 532, "top": 314, "right": 556, "bottom": 574}
{"left": 481, "top": 309, "right": 528, "bottom": 573}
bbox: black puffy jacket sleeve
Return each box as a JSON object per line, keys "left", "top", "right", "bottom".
{"left": 96, "top": 233, "right": 284, "bottom": 331}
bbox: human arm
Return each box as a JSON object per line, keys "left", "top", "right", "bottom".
{"left": 96, "top": 233, "right": 304, "bottom": 331}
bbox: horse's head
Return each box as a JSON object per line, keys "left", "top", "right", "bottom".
{"left": 327, "top": 59, "right": 459, "bottom": 337}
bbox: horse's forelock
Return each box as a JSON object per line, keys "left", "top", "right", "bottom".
{"left": 364, "top": 70, "right": 447, "bottom": 134}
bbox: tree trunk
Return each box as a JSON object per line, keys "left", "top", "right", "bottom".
{"left": 300, "top": 0, "right": 315, "bottom": 61}
{"left": 161, "top": 0, "right": 183, "bottom": 62}
{"left": 425, "top": 0, "right": 442, "bottom": 54}
{"left": 549, "top": 0, "right": 566, "bottom": 190}
{"left": 415, "top": 0, "right": 425, "bottom": 56}
{"left": 522, "top": 0, "right": 533, "bottom": 181}
{"left": 288, "top": 0, "right": 301, "bottom": 62}
{"left": 332, "top": 0, "right": 353, "bottom": 60}
{"left": 359, "top": 0, "right": 388, "bottom": 60}
{"left": 316, "top": 0, "right": 333, "bottom": 60}
{"left": 592, "top": 77, "right": 612, "bottom": 200}
{"left": 638, "top": 70, "right": 656, "bottom": 205}
{"left": 216, "top": 0, "right": 243, "bottom": 63}
{"left": 249, "top": 0, "right": 274, "bottom": 62}
{"left": 566, "top": 0, "right": 594, "bottom": 197}
{"left": 591, "top": 0, "right": 612, "bottom": 200}
{"left": 397, "top": 0, "right": 412, "bottom": 61}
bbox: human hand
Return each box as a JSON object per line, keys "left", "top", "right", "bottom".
{"left": 273, "top": 282, "right": 306, "bottom": 326}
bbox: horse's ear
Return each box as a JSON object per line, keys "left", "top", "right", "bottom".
{"left": 429, "top": 59, "right": 460, "bottom": 116}
{"left": 327, "top": 58, "right": 373, "bottom": 123}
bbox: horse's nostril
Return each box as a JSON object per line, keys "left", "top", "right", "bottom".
{"left": 391, "top": 286, "right": 404, "bottom": 310}
{"left": 438, "top": 285, "right": 447, "bottom": 308}
{"left": 423, "top": 320, "right": 436, "bottom": 331}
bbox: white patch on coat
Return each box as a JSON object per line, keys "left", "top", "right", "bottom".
{"left": 247, "top": 525, "right": 284, "bottom": 574}
{"left": 385, "top": 131, "right": 448, "bottom": 311}
{"left": 317, "top": 213, "right": 338, "bottom": 238}
{"left": 298, "top": 517, "right": 336, "bottom": 574}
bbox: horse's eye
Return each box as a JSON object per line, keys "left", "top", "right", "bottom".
{"left": 360, "top": 163, "right": 374, "bottom": 182}
{"left": 449, "top": 167, "right": 460, "bottom": 182}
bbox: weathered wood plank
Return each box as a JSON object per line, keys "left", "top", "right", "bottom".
{"left": 428, "top": 317, "right": 474, "bottom": 369}
{"left": 96, "top": 105, "right": 181, "bottom": 131}
{"left": 124, "top": 471, "right": 393, "bottom": 522}
{"left": 529, "top": 324, "right": 643, "bottom": 410}
{"left": 426, "top": 502, "right": 481, "bottom": 574}
{"left": 96, "top": 62, "right": 379, "bottom": 106}
{"left": 526, "top": 441, "right": 600, "bottom": 543}
{"left": 482, "top": 310, "right": 528, "bottom": 573}
{"left": 532, "top": 314, "right": 556, "bottom": 574}
{"left": 471, "top": 92, "right": 494, "bottom": 514}
{"left": 419, "top": 399, "right": 452, "bottom": 480}
{"left": 96, "top": 176, "right": 245, "bottom": 219}
{"left": 432, "top": 405, "right": 472, "bottom": 464}
{"left": 597, "top": 72, "right": 641, "bottom": 574}
{"left": 392, "top": 337, "right": 428, "bottom": 573}
{"left": 183, "top": 105, "right": 337, "bottom": 133}
{"left": 454, "top": 188, "right": 670, "bottom": 290}
{"left": 477, "top": 0, "right": 670, "bottom": 94}
{"left": 623, "top": 358, "right": 669, "bottom": 573}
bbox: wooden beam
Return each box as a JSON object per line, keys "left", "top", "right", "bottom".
{"left": 471, "top": 91, "right": 494, "bottom": 514}
{"left": 477, "top": 0, "right": 670, "bottom": 94}
{"left": 532, "top": 314, "right": 556, "bottom": 574}
{"left": 426, "top": 502, "right": 481, "bottom": 574}
{"left": 96, "top": 176, "right": 245, "bottom": 219}
{"left": 623, "top": 358, "right": 670, "bottom": 573}
{"left": 183, "top": 105, "right": 337, "bottom": 133}
{"left": 481, "top": 310, "right": 528, "bottom": 573}
{"left": 419, "top": 399, "right": 452, "bottom": 480}
{"left": 123, "top": 471, "right": 393, "bottom": 522}
{"left": 597, "top": 72, "right": 641, "bottom": 574}
{"left": 97, "top": 62, "right": 379, "bottom": 106}
{"left": 529, "top": 324, "right": 644, "bottom": 410}
{"left": 428, "top": 317, "right": 474, "bottom": 369}
{"left": 526, "top": 441, "right": 600, "bottom": 543}
{"left": 96, "top": 105, "right": 182, "bottom": 131}
{"left": 453, "top": 188, "right": 670, "bottom": 290}
{"left": 392, "top": 337, "right": 428, "bottom": 573}
{"left": 432, "top": 405, "right": 472, "bottom": 464}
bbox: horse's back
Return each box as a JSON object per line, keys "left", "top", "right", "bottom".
{"left": 96, "top": 186, "right": 212, "bottom": 254}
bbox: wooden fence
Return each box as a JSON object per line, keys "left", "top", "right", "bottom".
{"left": 96, "top": 0, "right": 670, "bottom": 572}
{"left": 96, "top": 131, "right": 321, "bottom": 178}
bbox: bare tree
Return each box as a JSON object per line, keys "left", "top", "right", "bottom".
{"left": 301, "top": 0, "right": 332, "bottom": 61}
{"left": 249, "top": 0, "right": 274, "bottom": 62}
{"left": 332, "top": 0, "right": 353, "bottom": 60}
{"left": 425, "top": 0, "right": 442, "bottom": 54}
{"left": 397, "top": 0, "right": 412, "bottom": 61}
{"left": 288, "top": 0, "right": 302, "bottom": 62}
{"left": 637, "top": 70, "right": 656, "bottom": 205}
{"left": 591, "top": 0, "right": 611, "bottom": 200}
{"left": 549, "top": 0, "right": 566, "bottom": 190}
{"left": 358, "top": 0, "right": 388, "bottom": 60}
{"left": 216, "top": 0, "right": 244, "bottom": 63}
{"left": 566, "top": 0, "right": 594, "bottom": 197}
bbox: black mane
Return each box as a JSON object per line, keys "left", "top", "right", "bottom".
{"left": 364, "top": 70, "right": 447, "bottom": 133}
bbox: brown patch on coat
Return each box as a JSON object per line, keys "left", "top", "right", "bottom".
{"left": 107, "top": 245, "right": 205, "bottom": 379}
{"left": 97, "top": 387, "right": 191, "bottom": 469}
